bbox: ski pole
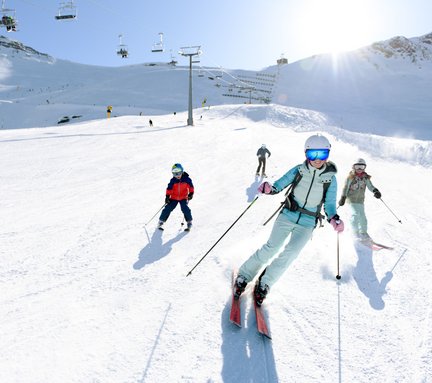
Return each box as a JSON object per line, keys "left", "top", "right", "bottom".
{"left": 336, "top": 232, "right": 341, "bottom": 280}
{"left": 379, "top": 198, "right": 402, "bottom": 224}
{"left": 263, "top": 182, "right": 295, "bottom": 226}
{"left": 186, "top": 196, "right": 259, "bottom": 276}
{"left": 145, "top": 203, "right": 166, "bottom": 226}
{"left": 263, "top": 202, "right": 284, "bottom": 226}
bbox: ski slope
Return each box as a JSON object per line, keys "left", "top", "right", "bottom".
{"left": 1, "top": 105, "right": 431, "bottom": 382}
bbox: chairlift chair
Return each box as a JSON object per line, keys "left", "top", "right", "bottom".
{"left": 0, "top": 0, "right": 17, "bottom": 32}
{"left": 55, "top": 1, "right": 77, "bottom": 20}
{"left": 117, "top": 34, "right": 128, "bottom": 58}
{"left": 151, "top": 32, "right": 164, "bottom": 53}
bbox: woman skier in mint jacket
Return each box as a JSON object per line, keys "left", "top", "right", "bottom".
{"left": 234, "top": 134, "right": 344, "bottom": 306}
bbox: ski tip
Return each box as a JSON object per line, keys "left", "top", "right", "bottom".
{"left": 259, "top": 332, "right": 272, "bottom": 340}
{"left": 229, "top": 319, "right": 242, "bottom": 328}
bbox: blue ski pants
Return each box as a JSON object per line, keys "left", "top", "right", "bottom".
{"left": 159, "top": 199, "right": 192, "bottom": 223}
{"left": 238, "top": 213, "right": 314, "bottom": 288}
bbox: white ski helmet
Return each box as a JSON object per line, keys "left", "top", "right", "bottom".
{"left": 353, "top": 158, "right": 366, "bottom": 166}
{"left": 304, "top": 134, "right": 331, "bottom": 151}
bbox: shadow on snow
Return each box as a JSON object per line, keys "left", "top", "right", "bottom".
{"left": 133, "top": 229, "right": 187, "bottom": 270}
{"left": 220, "top": 297, "right": 279, "bottom": 382}
{"left": 352, "top": 239, "right": 394, "bottom": 310}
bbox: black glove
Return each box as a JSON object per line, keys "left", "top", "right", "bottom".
{"left": 165, "top": 195, "right": 170, "bottom": 204}
{"left": 188, "top": 192, "right": 194, "bottom": 200}
{"left": 338, "top": 196, "right": 346, "bottom": 206}
{"left": 373, "top": 189, "right": 381, "bottom": 199}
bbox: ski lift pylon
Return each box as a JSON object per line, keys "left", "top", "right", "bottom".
{"left": 55, "top": 1, "right": 77, "bottom": 20}
{"left": 151, "top": 32, "right": 164, "bottom": 53}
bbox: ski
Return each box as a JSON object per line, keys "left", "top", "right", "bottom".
{"left": 253, "top": 296, "right": 271, "bottom": 339}
{"left": 370, "top": 240, "right": 394, "bottom": 251}
{"left": 229, "top": 273, "right": 241, "bottom": 327}
{"left": 358, "top": 237, "right": 393, "bottom": 251}
{"left": 230, "top": 294, "right": 241, "bottom": 327}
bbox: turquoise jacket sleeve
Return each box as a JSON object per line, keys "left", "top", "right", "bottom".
{"left": 272, "top": 166, "right": 299, "bottom": 192}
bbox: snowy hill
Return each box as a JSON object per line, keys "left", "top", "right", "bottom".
{"left": 2, "top": 33, "right": 432, "bottom": 140}
{"left": 1, "top": 105, "right": 432, "bottom": 382}
{"left": 272, "top": 32, "right": 432, "bottom": 140}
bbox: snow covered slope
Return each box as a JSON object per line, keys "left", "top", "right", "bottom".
{"left": 1, "top": 105, "right": 431, "bottom": 382}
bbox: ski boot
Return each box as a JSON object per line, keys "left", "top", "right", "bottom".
{"left": 254, "top": 281, "right": 269, "bottom": 306}
{"left": 233, "top": 275, "right": 247, "bottom": 299}
{"left": 157, "top": 220, "right": 165, "bottom": 231}
{"left": 185, "top": 221, "right": 193, "bottom": 232}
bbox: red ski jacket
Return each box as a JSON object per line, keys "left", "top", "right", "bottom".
{"left": 165, "top": 172, "right": 194, "bottom": 201}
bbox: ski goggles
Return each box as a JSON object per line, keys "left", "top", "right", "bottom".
{"left": 305, "top": 149, "right": 330, "bottom": 161}
{"left": 172, "top": 170, "right": 183, "bottom": 177}
{"left": 354, "top": 164, "right": 366, "bottom": 171}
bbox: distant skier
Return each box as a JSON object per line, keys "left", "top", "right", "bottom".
{"left": 234, "top": 135, "right": 344, "bottom": 306}
{"left": 158, "top": 163, "right": 194, "bottom": 231}
{"left": 149, "top": 119, "right": 153, "bottom": 127}
{"left": 256, "top": 144, "right": 271, "bottom": 177}
{"left": 338, "top": 158, "right": 381, "bottom": 239}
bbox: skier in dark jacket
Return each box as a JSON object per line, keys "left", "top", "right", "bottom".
{"left": 158, "top": 163, "right": 194, "bottom": 231}
{"left": 256, "top": 144, "right": 271, "bottom": 177}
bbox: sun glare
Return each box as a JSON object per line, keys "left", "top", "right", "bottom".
{"left": 297, "top": 0, "right": 376, "bottom": 56}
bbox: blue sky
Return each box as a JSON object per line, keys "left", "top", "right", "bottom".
{"left": 4, "top": 0, "right": 432, "bottom": 70}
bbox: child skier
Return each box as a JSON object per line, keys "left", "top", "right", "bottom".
{"left": 235, "top": 134, "right": 344, "bottom": 306}
{"left": 338, "top": 158, "right": 381, "bottom": 239}
{"left": 158, "top": 163, "right": 194, "bottom": 231}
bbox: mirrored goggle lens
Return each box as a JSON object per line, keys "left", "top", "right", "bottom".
{"left": 354, "top": 164, "right": 366, "bottom": 170}
{"left": 172, "top": 171, "right": 183, "bottom": 176}
{"left": 305, "top": 149, "right": 330, "bottom": 161}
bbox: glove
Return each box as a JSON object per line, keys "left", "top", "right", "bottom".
{"left": 330, "top": 215, "right": 344, "bottom": 233}
{"left": 338, "top": 196, "right": 346, "bottom": 206}
{"left": 258, "top": 181, "right": 277, "bottom": 194}
{"left": 165, "top": 195, "right": 170, "bottom": 204}
{"left": 373, "top": 189, "right": 381, "bottom": 199}
{"left": 188, "top": 192, "right": 194, "bottom": 200}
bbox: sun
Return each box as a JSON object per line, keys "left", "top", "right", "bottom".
{"left": 297, "top": 0, "right": 377, "bottom": 56}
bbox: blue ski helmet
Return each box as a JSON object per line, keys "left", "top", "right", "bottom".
{"left": 172, "top": 163, "right": 184, "bottom": 174}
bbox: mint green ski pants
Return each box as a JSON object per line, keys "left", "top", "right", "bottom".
{"left": 238, "top": 213, "right": 314, "bottom": 289}
{"left": 349, "top": 202, "right": 368, "bottom": 235}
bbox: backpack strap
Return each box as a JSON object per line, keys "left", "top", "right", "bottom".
{"left": 286, "top": 177, "right": 332, "bottom": 228}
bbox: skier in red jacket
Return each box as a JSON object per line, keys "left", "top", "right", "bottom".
{"left": 158, "top": 163, "right": 194, "bottom": 231}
